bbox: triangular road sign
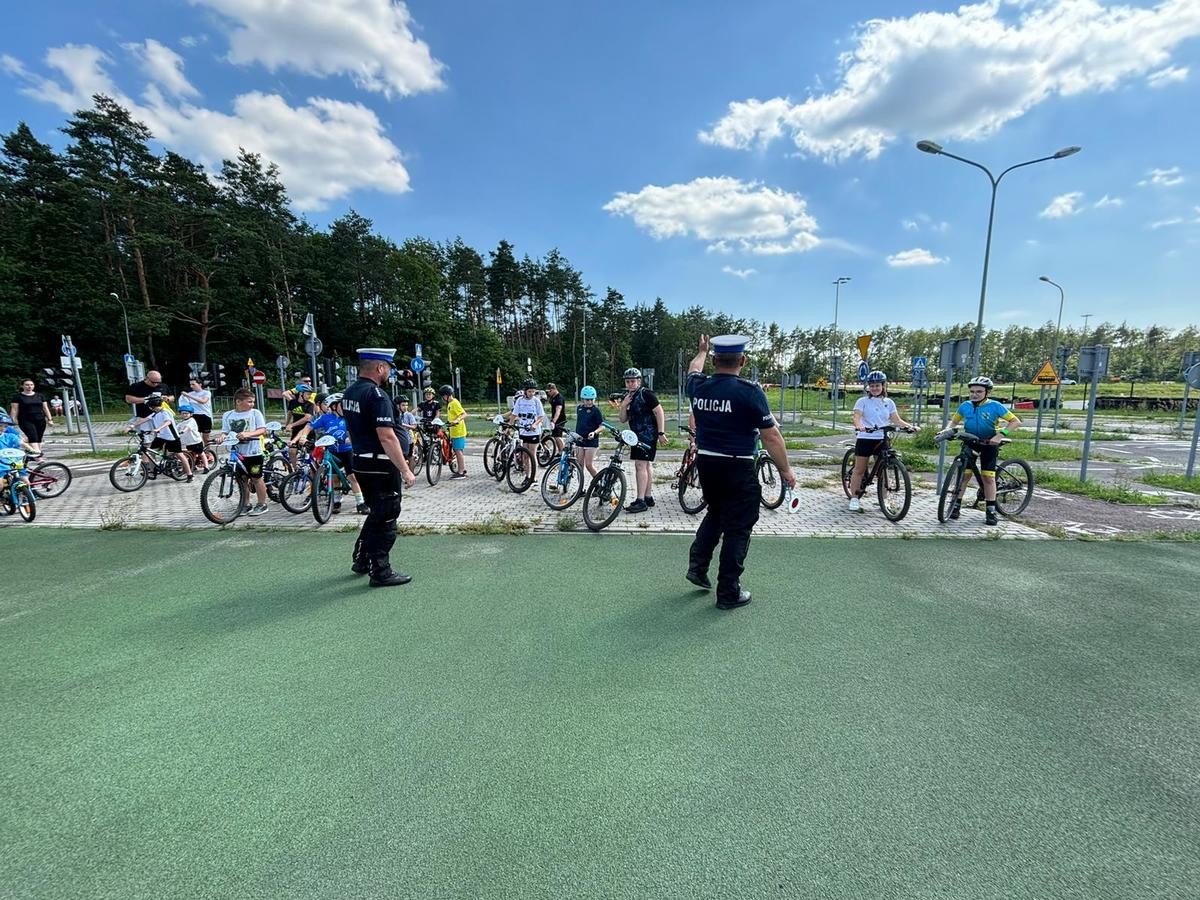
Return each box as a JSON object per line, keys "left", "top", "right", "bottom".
{"left": 1031, "top": 360, "right": 1060, "bottom": 385}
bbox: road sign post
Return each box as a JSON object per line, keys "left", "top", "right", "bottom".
{"left": 830, "top": 357, "right": 842, "bottom": 430}
{"left": 1031, "top": 360, "right": 1060, "bottom": 454}
{"left": 61, "top": 335, "right": 97, "bottom": 452}
{"left": 936, "top": 338, "right": 971, "bottom": 490}
{"left": 1078, "top": 345, "right": 1109, "bottom": 482}
{"left": 1184, "top": 363, "right": 1200, "bottom": 478}
{"left": 1051, "top": 346, "right": 1071, "bottom": 434}
{"left": 1179, "top": 352, "right": 1200, "bottom": 435}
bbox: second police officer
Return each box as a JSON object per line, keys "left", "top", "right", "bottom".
{"left": 684, "top": 334, "right": 796, "bottom": 610}
{"left": 342, "top": 348, "right": 418, "bottom": 587}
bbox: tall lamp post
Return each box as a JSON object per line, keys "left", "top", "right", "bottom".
{"left": 831, "top": 276, "right": 851, "bottom": 428}
{"left": 1037, "top": 275, "right": 1066, "bottom": 448}
{"left": 916, "top": 140, "right": 1081, "bottom": 376}
{"left": 109, "top": 291, "right": 132, "bottom": 359}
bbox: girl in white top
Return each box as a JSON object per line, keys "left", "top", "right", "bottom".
{"left": 508, "top": 380, "right": 546, "bottom": 478}
{"left": 847, "top": 371, "right": 917, "bottom": 512}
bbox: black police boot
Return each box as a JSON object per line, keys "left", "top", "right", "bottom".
{"left": 369, "top": 558, "right": 412, "bottom": 587}
{"left": 686, "top": 570, "right": 712, "bottom": 590}
{"left": 351, "top": 535, "right": 370, "bottom": 575}
{"left": 716, "top": 589, "right": 752, "bottom": 610}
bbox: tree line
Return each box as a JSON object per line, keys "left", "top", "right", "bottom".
{"left": 1, "top": 95, "right": 1196, "bottom": 403}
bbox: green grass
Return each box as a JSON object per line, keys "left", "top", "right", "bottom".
{"left": 2, "top": 532, "right": 1199, "bottom": 899}
{"left": 1033, "top": 469, "right": 1172, "bottom": 505}
{"left": 65, "top": 449, "right": 131, "bottom": 461}
{"left": 1139, "top": 472, "right": 1200, "bottom": 495}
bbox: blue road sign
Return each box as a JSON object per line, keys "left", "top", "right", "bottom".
{"left": 912, "top": 356, "right": 927, "bottom": 371}
{"left": 414, "top": 343, "right": 423, "bottom": 358}
{"left": 61, "top": 341, "right": 76, "bottom": 357}
{"left": 857, "top": 360, "right": 870, "bottom": 382}
{"left": 410, "top": 357, "right": 426, "bottom": 373}
{"left": 123, "top": 353, "right": 135, "bottom": 364}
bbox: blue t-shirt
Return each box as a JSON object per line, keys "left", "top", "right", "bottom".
{"left": 0, "top": 430, "right": 23, "bottom": 473}
{"left": 310, "top": 413, "right": 352, "bottom": 453}
{"left": 954, "top": 399, "right": 1012, "bottom": 440}
{"left": 574, "top": 405, "right": 605, "bottom": 449}
{"left": 686, "top": 372, "right": 775, "bottom": 457}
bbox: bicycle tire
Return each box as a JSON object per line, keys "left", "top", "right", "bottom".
{"left": 506, "top": 446, "right": 536, "bottom": 493}
{"left": 937, "top": 457, "right": 965, "bottom": 523}
{"left": 426, "top": 442, "right": 443, "bottom": 486}
{"left": 200, "top": 467, "right": 247, "bottom": 525}
{"left": 877, "top": 457, "right": 912, "bottom": 522}
{"left": 30, "top": 462, "right": 72, "bottom": 499}
{"left": 408, "top": 440, "right": 425, "bottom": 478}
{"left": 481, "top": 437, "right": 499, "bottom": 477}
{"left": 582, "top": 468, "right": 626, "bottom": 531}
{"left": 163, "top": 455, "right": 186, "bottom": 481}
{"left": 841, "top": 448, "right": 856, "bottom": 498}
{"left": 109, "top": 455, "right": 148, "bottom": 492}
{"left": 445, "top": 438, "right": 461, "bottom": 475}
{"left": 0, "top": 484, "right": 13, "bottom": 515}
{"left": 539, "top": 457, "right": 584, "bottom": 510}
{"left": 677, "top": 460, "right": 707, "bottom": 514}
{"left": 312, "top": 466, "right": 335, "bottom": 524}
{"left": 15, "top": 483, "right": 35, "bottom": 522}
{"left": 757, "top": 456, "right": 786, "bottom": 510}
{"left": 279, "top": 469, "right": 314, "bottom": 514}
{"left": 263, "top": 455, "right": 292, "bottom": 502}
{"left": 537, "top": 434, "right": 556, "bottom": 467}
{"left": 493, "top": 444, "right": 512, "bottom": 482}
{"left": 995, "top": 458, "right": 1034, "bottom": 517}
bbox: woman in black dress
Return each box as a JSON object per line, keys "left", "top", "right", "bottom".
{"left": 9, "top": 378, "right": 54, "bottom": 457}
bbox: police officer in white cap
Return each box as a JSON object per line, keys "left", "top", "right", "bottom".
{"left": 684, "top": 334, "right": 796, "bottom": 609}
{"left": 342, "top": 348, "right": 417, "bottom": 587}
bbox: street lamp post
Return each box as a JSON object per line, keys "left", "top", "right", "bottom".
{"left": 831, "top": 276, "right": 851, "bottom": 429}
{"left": 1036, "top": 276, "right": 1066, "bottom": 450}
{"left": 916, "top": 141, "right": 1081, "bottom": 376}
{"left": 109, "top": 291, "right": 132, "bottom": 359}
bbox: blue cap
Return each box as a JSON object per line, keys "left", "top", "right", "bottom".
{"left": 357, "top": 347, "right": 396, "bottom": 363}
{"left": 711, "top": 334, "right": 750, "bottom": 354}
{"left": 294, "top": 383, "right": 312, "bottom": 393}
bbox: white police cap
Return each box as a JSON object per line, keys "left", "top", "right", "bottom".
{"left": 357, "top": 347, "right": 396, "bottom": 363}
{"left": 711, "top": 335, "right": 749, "bottom": 354}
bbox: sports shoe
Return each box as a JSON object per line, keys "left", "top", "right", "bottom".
{"left": 985, "top": 510, "right": 999, "bottom": 526}
{"left": 948, "top": 500, "right": 961, "bottom": 520}
{"left": 356, "top": 502, "right": 370, "bottom": 514}
{"left": 848, "top": 497, "right": 862, "bottom": 512}
{"left": 333, "top": 503, "right": 342, "bottom": 514}
{"left": 624, "top": 499, "right": 648, "bottom": 513}
{"left": 246, "top": 503, "right": 269, "bottom": 517}
{"left": 186, "top": 475, "right": 193, "bottom": 483}
{"left": 451, "top": 471, "right": 467, "bottom": 479}
{"left": 644, "top": 496, "right": 655, "bottom": 508}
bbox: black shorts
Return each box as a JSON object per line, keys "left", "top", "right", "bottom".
{"left": 972, "top": 443, "right": 1001, "bottom": 475}
{"left": 290, "top": 424, "right": 307, "bottom": 440}
{"left": 161, "top": 439, "right": 183, "bottom": 453}
{"left": 240, "top": 454, "right": 264, "bottom": 478}
{"left": 150, "top": 436, "right": 165, "bottom": 450}
{"left": 333, "top": 450, "right": 354, "bottom": 474}
{"left": 630, "top": 442, "right": 657, "bottom": 462}
{"left": 520, "top": 435, "right": 540, "bottom": 445}
{"left": 185, "top": 443, "right": 204, "bottom": 455}
{"left": 551, "top": 423, "right": 565, "bottom": 437}
{"left": 193, "top": 413, "right": 213, "bottom": 434}
{"left": 854, "top": 438, "right": 884, "bottom": 458}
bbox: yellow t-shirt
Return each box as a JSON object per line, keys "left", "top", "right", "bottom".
{"left": 446, "top": 399, "right": 467, "bottom": 439}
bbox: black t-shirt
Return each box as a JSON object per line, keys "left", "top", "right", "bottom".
{"left": 127, "top": 381, "right": 166, "bottom": 418}
{"left": 288, "top": 400, "right": 313, "bottom": 432}
{"left": 548, "top": 393, "right": 566, "bottom": 425}
{"left": 626, "top": 388, "right": 661, "bottom": 443}
{"left": 11, "top": 392, "right": 46, "bottom": 421}
{"left": 343, "top": 378, "right": 393, "bottom": 461}
{"left": 417, "top": 399, "right": 441, "bottom": 424}
{"left": 686, "top": 372, "right": 775, "bottom": 457}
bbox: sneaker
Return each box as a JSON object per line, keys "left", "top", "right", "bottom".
{"left": 848, "top": 497, "right": 862, "bottom": 512}
{"left": 356, "top": 502, "right": 370, "bottom": 515}
{"left": 450, "top": 471, "right": 467, "bottom": 479}
{"left": 246, "top": 503, "right": 269, "bottom": 517}
{"left": 948, "top": 500, "right": 961, "bottom": 520}
{"left": 985, "top": 510, "right": 999, "bottom": 526}
{"left": 333, "top": 503, "right": 342, "bottom": 514}
{"left": 644, "top": 496, "right": 655, "bottom": 508}
{"left": 624, "top": 499, "right": 648, "bottom": 514}
{"left": 186, "top": 475, "right": 193, "bottom": 483}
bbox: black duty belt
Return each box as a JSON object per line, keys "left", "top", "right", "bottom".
{"left": 697, "top": 449, "right": 755, "bottom": 460}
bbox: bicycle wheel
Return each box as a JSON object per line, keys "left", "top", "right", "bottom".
{"left": 582, "top": 468, "right": 627, "bottom": 531}
{"left": 109, "top": 455, "right": 148, "bottom": 492}
{"left": 995, "top": 458, "right": 1034, "bottom": 517}
{"left": 164, "top": 455, "right": 186, "bottom": 481}
{"left": 678, "top": 460, "right": 707, "bottom": 514}
{"left": 877, "top": 457, "right": 912, "bottom": 522}
{"left": 506, "top": 446, "right": 536, "bottom": 493}
{"left": 14, "top": 483, "right": 35, "bottom": 522}
{"left": 200, "top": 467, "right": 247, "bottom": 525}
{"left": 263, "top": 455, "right": 292, "bottom": 502}
{"left": 445, "top": 439, "right": 461, "bottom": 475}
{"left": 408, "top": 439, "right": 425, "bottom": 478}
{"left": 757, "top": 456, "right": 786, "bottom": 510}
{"left": 539, "top": 457, "right": 584, "bottom": 510}
{"left": 426, "top": 442, "right": 443, "bottom": 485}
{"left": 0, "top": 484, "right": 12, "bottom": 515}
{"left": 537, "top": 434, "right": 556, "bottom": 467}
{"left": 841, "top": 448, "right": 855, "bottom": 498}
{"left": 197, "top": 448, "right": 217, "bottom": 471}
{"left": 937, "top": 457, "right": 965, "bottom": 523}
{"left": 30, "top": 462, "right": 72, "bottom": 498}
{"left": 482, "top": 437, "right": 499, "bottom": 477}
{"left": 279, "top": 469, "right": 314, "bottom": 513}
{"left": 493, "top": 444, "right": 512, "bottom": 482}
{"left": 311, "top": 466, "right": 335, "bottom": 524}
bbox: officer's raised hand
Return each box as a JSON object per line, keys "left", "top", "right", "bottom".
{"left": 697, "top": 334, "right": 710, "bottom": 354}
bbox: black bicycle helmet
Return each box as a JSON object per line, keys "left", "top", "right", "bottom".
{"left": 522, "top": 378, "right": 537, "bottom": 390}
{"left": 439, "top": 384, "right": 454, "bottom": 397}
{"left": 623, "top": 367, "right": 641, "bottom": 379}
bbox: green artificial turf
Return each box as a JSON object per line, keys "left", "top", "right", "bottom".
{"left": 1, "top": 531, "right": 1197, "bottom": 899}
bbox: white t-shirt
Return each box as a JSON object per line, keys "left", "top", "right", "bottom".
{"left": 221, "top": 407, "right": 267, "bottom": 456}
{"left": 854, "top": 395, "right": 897, "bottom": 440}
{"left": 511, "top": 396, "right": 545, "bottom": 437}
{"left": 150, "top": 409, "right": 180, "bottom": 441}
{"left": 176, "top": 417, "right": 201, "bottom": 447}
{"left": 182, "top": 389, "right": 212, "bottom": 417}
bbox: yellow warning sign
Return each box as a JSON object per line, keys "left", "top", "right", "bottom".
{"left": 816, "top": 377, "right": 830, "bottom": 388}
{"left": 1031, "top": 361, "right": 1059, "bottom": 385}
{"left": 856, "top": 334, "right": 872, "bottom": 360}
{"left": 496, "top": 368, "right": 502, "bottom": 384}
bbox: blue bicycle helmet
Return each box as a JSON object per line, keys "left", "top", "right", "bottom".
{"left": 580, "top": 386, "right": 597, "bottom": 400}
{"left": 0, "top": 412, "right": 13, "bottom": 425}
{"left": 294, "top": 383, "right": 312, "bottom": 393}
{"left": 866, "top": 370, "right": 887, "bottom": 384}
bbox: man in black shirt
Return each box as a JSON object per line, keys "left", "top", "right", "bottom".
{"left": 124, "top": 371, "right": 174, "bottom": 417}
{"left": 342, "top": 348, "right": 417, "bottom": 587}
{"left": 546, "top": 383, "right": 566, "bottom": 451}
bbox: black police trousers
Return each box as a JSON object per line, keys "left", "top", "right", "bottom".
{"left": 689, "top": 455, "right": 760, "bottom": 602}
{"left": 352, "top": 466, "right": 402, "bottom": 572}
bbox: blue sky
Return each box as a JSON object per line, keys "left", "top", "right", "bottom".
{"left": 3, "top": 0, "right": 1198, "bottom": 333}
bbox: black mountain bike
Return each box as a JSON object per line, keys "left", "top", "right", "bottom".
{"left": 840, "top": 425, "right": 916, "bottom": 521}
{"left": 109, "top": 431, "right": 186, "bottom": 492}
{"left": 581, "top": 424, "right": 646, "bottom": 531}
{"left": 935, "top": 430, "right": 1034, "bottom": 523}
{"left": 673, "top": 425, "right": 705, "bottom": 514}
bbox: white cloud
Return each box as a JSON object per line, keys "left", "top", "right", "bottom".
{"left": 1039, "top": 191, "right": 1085, "bottom": 219}
{"left": 126, "top": 39, "right": 199, "bottom": 99}
{"left": 190, "top": 0, "right": 445, "bottom": 97}
{"left": 1094, "top": 194, "right": 1124, "bottom": 208}
{"left": 1149, "top": 207, "right": 1200, "bottom": 228}
{"left": 1148, "top": 64, "right": 1189, "bottom": 87}
{"left": 179, "top": 35, "right": 203, "bottom": 48}
{"left": 994, "top": 309, "right": 1030, "bottom": 321}
{"left": 604, "top": 177, "right": 821, "bottom": 255}
{"left": 5, "top": 44, "right": 411, "bottom": 211}
{"left": 700, "top": 0, "right": 1200, "bottom": 161}
{"left": 721, "top": 266, "right": 758, "bottom": 279}
{"left": 1138, "top": 166, "right": 1185, "bottom": 187}
{"left": 887, "top": 247, "right": 948, "bottom": 267}
{"left": 901, "top": 218, "right": 919, "bottom": 231}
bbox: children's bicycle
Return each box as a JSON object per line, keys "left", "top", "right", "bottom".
{"left": 310, "top": 435, "right": 355, "bottom": 524}
{"left": 199, "top": 436, "right": 254, "bottom": 525}
{"left": 840, "top": 425, "right": 916, "bottom": 521}
{"left": 581, "top": 424, "right": 647, "bottom": 531}
{"left": 422, "top": 418, "right": 460, "bottom": 485}
{"left": 539, "top": 431, "right": 585, "bottom": 510}
{"left": 754, "top": 431, "right": 787, "bottom": 510}
{"left": 0, "top": 448, "right": 37, "bottom": 521}
{"left": 109, "top": 431, "right": 186, "bottom": 492}
{"left": 27, "top": 460, "right": 72, "bottom": 499}
{"left": 673, "top": 425, "right": 706, "bottom": 514}
{"left": 935, "top": 429, "right": 1034, "bottom": 523}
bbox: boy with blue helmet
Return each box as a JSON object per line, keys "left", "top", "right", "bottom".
{"left": 0, "top": 412, "right": 34, "bottom": 479}
{"left": 291, "top": 392, "right": 366, "bottom": 514}
{"left": 574, "top": 386, "right": 605, "bottom": 478}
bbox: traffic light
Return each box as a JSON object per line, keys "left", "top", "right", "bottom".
{"left": 42, "top": 367, "right": 74, "bottom": 390}
{"left": 398, "top": 369, "right": 415, "bottom": 390}
{"left": 322, "top": 358, "right": 338, "bottom": 386}
{"left": 209, "top": 362, "right": 227, "bottom": 390}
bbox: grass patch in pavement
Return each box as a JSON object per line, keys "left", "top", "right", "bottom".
{"left": 1139, "top": 472, "right": 1200, "bottom": 495}
{"left": 1033, "top": 469, "right": 1171, "bottom": 505}
{"left": 65, "top": 449, "right": 130, "bottom": 461}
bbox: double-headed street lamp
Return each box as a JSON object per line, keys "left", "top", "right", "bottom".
{"left": 831, "top": 276, "right": 851, "bottom": 427}
{"left": 916, "top": 140, "right": 1081, "bottom": 376}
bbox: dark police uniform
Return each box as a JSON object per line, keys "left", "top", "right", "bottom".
{"left": 343, "top": 365, "right": 403, "bottom": 578}
{"left": 686, "top": 340, "right": 777, "bottom": 606}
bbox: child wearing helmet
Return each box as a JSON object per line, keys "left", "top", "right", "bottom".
{"left": 438, "top": 384, "right": 469, "bottom": 477}
{"left": 418, "top": 386, "right": 441, "bottom": 426}
{"left": 507, "top": 379, "right": 545, "bottom": 480}
{"left": 287, "top": 384, "right": 315, "bottom": 467}
{"left": 847, "top": 371, "right": 917, "bottom": 512}
{"left": 0, "top": 412, "right": 34, "bottom": 482}
{"left": 939, "top": 375, "right": 1021, "bottom": 525}
{"left": 176, "top": 403, "right": 207, "bottom": 473}
{"left": 292, "top": 392, "right": 366, "bottom": 513}
{"left": 574, "top": 386, "right": 605, "bottom": 478}
{"left": 131, "top": 394, "right": 194, "bottom": 481}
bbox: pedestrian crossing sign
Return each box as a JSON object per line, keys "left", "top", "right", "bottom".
{"left": 1032, "top": 361, "right": 1060, "bottom": 385}
{"left": 816, "top": 377, "right": 829, "bottom": 388}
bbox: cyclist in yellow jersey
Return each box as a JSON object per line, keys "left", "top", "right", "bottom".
{"left": 937, "top": 375, "right": 1021, "bottom": 525}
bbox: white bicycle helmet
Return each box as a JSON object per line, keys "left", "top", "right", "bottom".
{"left": 967, "top": 376, "right": 994, "bottom": 389}
{"left": 325, "top": 392, "right": 344, "bottom": 406}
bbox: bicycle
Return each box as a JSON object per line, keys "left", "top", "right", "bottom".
{"left": 481, "top": 415, "right": 515, "bottom": 477}
{"left": 0, "top": 448, "right": 37, "bottom": 521}
{"left": 262, "top": 424, "right": 295, "bottom": 501}
{"left": 199, "top": 435, "right": 254, "bottom": 525}
{"left": 535, "top": 426, "right": 558, "bottom": 468}
{"left": 539, "top": 431, "right": 586, "bottom": 510}
{"left": 423, "top": 418, "right": 461, "bottom": 486}
{"left": 108, "top": 431, "right": 186, "bottom": 492}
{"left": 27, "top": 459, "right": 73, "bottom": 499}
{"left": 581, "top": 424, "right": 647, "bottom": 531}
{"left": 310, "top": 435, "right": 355, "bottom": 524}
{"left": 754, "top": 431, "right": 787, "bottom": 510}
{"left": 838, "top": 425, "right": 916, "bottom": 522}
{"left": 673, "top": 425, "right": 706, "bottom": 515}
{"left": 935, "top": 429, "right": 1034, "bottom": 524}
{"left": 488, "top": 418, "right": 536, "bottom": 492}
